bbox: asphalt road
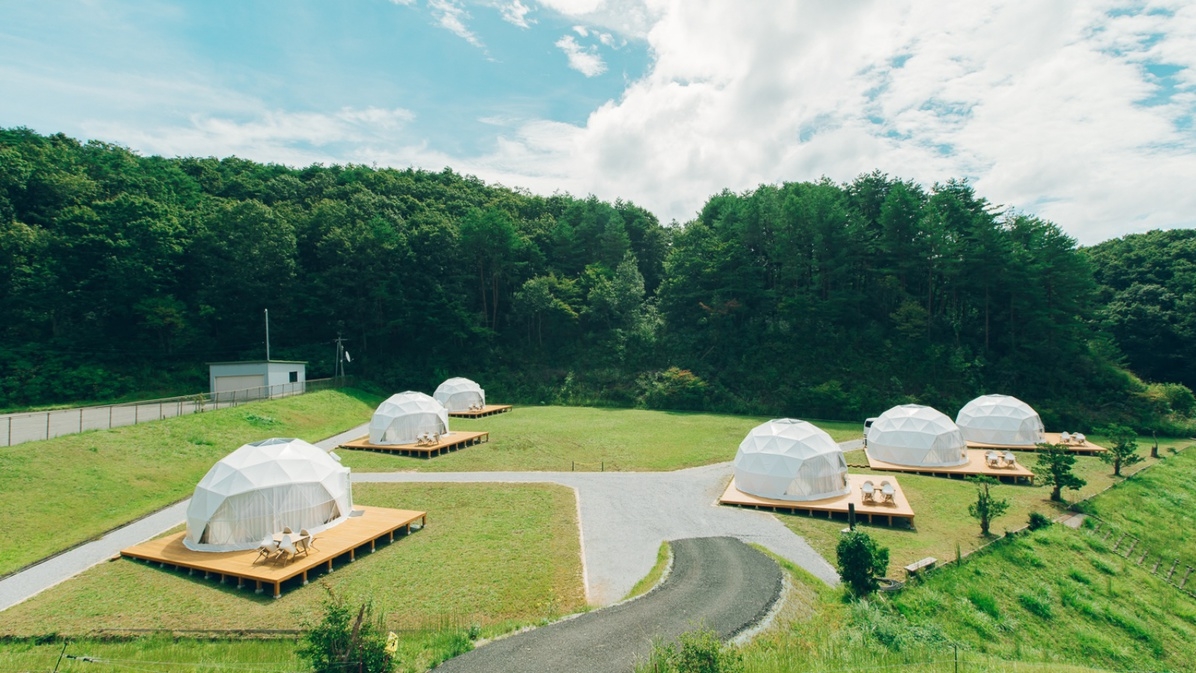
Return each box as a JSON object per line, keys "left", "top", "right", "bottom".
{"left": 436, "top": 537, "right": 782, "bottom": 673}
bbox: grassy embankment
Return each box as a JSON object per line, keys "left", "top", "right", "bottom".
{"left": 780, "top": 437, "right": 1189, "bottom": 576}
{"left": 0, "top": 388, "right": 383, "bottom": 577}
{"left": 0, "top": 481, "right": 584, "bottom": 671}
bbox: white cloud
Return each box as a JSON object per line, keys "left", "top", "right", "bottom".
{"left": 83, "top": 107, "right": 417, "bottom": 166}
{"left": 428, "top": 0, "right": 484, "bottom": 48}
{"left": 499, "top": 0, "right": 534, "bottom": 28}
{"left": 556, "top": 34, "right": 607, "bottom": 77}
{"left": 467, "top": 0, "right": 1196, "bottom": 242}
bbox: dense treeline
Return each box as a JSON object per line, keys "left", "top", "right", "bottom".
{"left": 0, "top": 128, "right": 1190, "bottom": 430}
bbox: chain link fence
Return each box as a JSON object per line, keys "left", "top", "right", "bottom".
{"left": 1, "top": 377, "right": 353, "bottom": 447}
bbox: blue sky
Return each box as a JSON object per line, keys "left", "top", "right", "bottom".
{"left": 1, "top": 1, "right": 1194, "bottom": 243}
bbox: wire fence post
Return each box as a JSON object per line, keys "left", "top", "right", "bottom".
{"left": 109, "top": 406, "right": 113, "bottom": 429}
{"left": 79, "top": 407, "right": 83, "bottom": 433}
{"left": 46, "top": 412, "right": 50, "bottom": 440}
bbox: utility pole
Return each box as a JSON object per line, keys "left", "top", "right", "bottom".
{"left": 264, "top": 309, "right": 271, "bottom": 361}
{"left": 334, "top": 334, "right": 348, "bottom": 380}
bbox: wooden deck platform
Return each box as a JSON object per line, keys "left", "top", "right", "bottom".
{"left": 966, "top": 432, "right": 1108, "bottom": 454}
{"left": 338, "top": 431, "right": 489, "bottom": 457}
{"left": 121, "top": 506, "right": 426, "bottom": 598}
{"left": 866, "top": 449, "right": 1035, "bottom": 484}
{"left": 448, "top": 404, "right": 513, "bottom": 418}
{"left": 719, "top": 474, "right": 916, "bottom": 526}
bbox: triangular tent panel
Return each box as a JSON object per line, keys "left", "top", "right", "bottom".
{"left": 184, "top": 438, "right": 353, "bottom": 552}
{"left": 956, "top": 394, "right": 1044, "bottom": 446}
{"left": 369, "top": 391, "right": 449, "bottom": 444}
{"left": 733, "top": 419, "right": 849, "bottom": 501}
{"left": 866, "top": 404, "right": 968, "bottom": 467}
{"left": 433, "top": 377, "right": 486, "bottom": 412}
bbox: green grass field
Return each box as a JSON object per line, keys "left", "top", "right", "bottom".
{"left": 0, "top": 389, "right": 384, "bottom": 577}
{"left": 338, "top": 406, "right": 863, "bottom": 473}
{"left": 0, "top": 482, "right": 583, "bottom": 636}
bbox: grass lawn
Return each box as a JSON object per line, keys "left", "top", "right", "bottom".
{"left": 0, "top": 389, "right": 382, "bottom": 576}
{"left": 338, "top": 406, "right": 863, "bottom": 473}
{"left": 783, "top": 436, "right": 1192, "bottom": 577}
{"left": 0, "top": 482, "right": 583, "bottom": 638}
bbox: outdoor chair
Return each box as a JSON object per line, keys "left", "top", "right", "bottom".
{"left": 274, "top": 534, "right": 297, "bottom": 565}
{"left": 282, "top": 526, "right": 293, "bottom": 534}
{"left": 985, "top": 451, "right": 1001, "bottom": 468}
{"left": 1060, "top": 431, "right": 1073, "bottom": 445}
{"left": 253, "top": 537, "right": 278, "bottom": 564}
{"left": 298, "top": 528, "right": 318, "bottom": 554}
{"left": 1073, "top": 433, "right": 1086, "bottom": 445}
{"left": 861, "top": 480, "right": 876, "bottom": 503}
{"left": 880, "top": 480, "right": 895, "bottom": 503}
{"left": 1003, "top": 452, "right": 1017, "bottom": 466}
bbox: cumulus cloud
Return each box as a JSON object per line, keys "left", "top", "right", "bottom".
{"left": 467, "top": 0, "right": 1196, "bottom": 242}
{"left": 556, "top": 34, "right": 607, "bottom": 77}
{"left": 429, "top": 0, "right": 484, "bottom": 48}
{"left": 499, "top": 0, "right": 534, "bottom": 28}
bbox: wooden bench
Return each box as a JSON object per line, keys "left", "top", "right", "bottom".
{"left": 904, "top": 557, "right": 936, "bottom": 577}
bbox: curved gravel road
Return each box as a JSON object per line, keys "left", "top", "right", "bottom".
{"left": 437, "top": 536, "right": 782, "bottom": 673}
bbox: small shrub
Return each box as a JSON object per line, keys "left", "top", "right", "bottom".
{"left": 1027, "top": 511, "right": 1052, "bottom": 531}
{"left": 243, "top": 412, "right": 279, "bottom": 426}
{"left": 637, "top": 367, "right": 709, "bottom": 411}
{"left": 298, "top": 597, "right": 396, "bottom": 673}
{"left": 836, "top": 531, "right": 890, "bottom": 596}
{"left": 966, "top": 589, "right": 1000, "bottom": 620}
{"left": 638, "top": 628, "right": 743, "bottom": 673}
{"left": 1017, "top": 592, "right": 1054, "bottom": 620}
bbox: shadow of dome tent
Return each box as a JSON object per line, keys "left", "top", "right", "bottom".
{"left": 865, "top": 404, "right": 968, "bottom": 467}
{"left": 369, "top": 391, "right": 449, "bottom": 445}
{"left": 185, "top": 437, "right": 353, "bottom": 552}
{"left": 433, "top": 377, "right": 485, "bottom": 412}
{"left": 733, "top": 419, "right": 850, "bottom": 501}
{"left": 956, "top": 394, "right": 1045, "bottom": 447}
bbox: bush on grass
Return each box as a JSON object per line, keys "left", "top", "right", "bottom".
{"left": 298, "top": 596, "right": 396, "bottom": 673}
{"left": 638, "top": 628, "right": 743, "bottom": 673}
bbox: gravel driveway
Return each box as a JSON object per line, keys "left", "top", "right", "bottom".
{"left": 436, "top": 537, "right": 782, "bottom": 673}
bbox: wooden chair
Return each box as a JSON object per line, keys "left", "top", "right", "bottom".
{"left": 1003, "top": 451, "right": 1017, "bottom": 466}
{"left": 297, "top": 528, "right": 318, "bottom": 555}
{"left": 1073, "top": 433, "right": 1086, "bottom": 445}
{"left": 1060, "top": 431, "right": 1073, "bottom": 445}
{"left": 274, "top": 534, "right": 297, "bottom": 565}
{"left": 861, "top": 480, "right": 876, "bottom": 503}
{"left": 985, "top": 451, "right": 1001, "bottom": 468}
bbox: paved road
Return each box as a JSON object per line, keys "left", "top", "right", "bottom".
{"left": 437, "top": 537, "right": 782, "bottom": 673}
{"left": 0, "top": 424, "right": 839, "bottom": 612}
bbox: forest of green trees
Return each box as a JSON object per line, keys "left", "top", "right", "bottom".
{"left": 0, "top": 128, "right": 1191, "bottom": 431}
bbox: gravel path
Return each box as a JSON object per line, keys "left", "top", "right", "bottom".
{"left": 0, "top": 424, "right": 839, "bottom": 612}
{"left": 436, "top": 537, "right": 782, "bottom": 673}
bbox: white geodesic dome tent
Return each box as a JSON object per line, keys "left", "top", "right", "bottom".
{"left": 733, "top": 419, "right": 850, "bottom": 501}
{"left": 433, "top": 377, "right": 485, "bottom": 412}
{"left": 866, "top": 404, "right": 968, "bottom": 467}
{"left": 956, "top": 394, "right": 1045, "bottom": 447}
{"left": 369, "top": 391, "right": 449, "bottom": 445}
{"left": 184, "top": 438, "right": 353, "bottom": 552}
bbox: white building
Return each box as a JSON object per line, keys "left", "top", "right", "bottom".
{"left": 207, "top": 360, "right": 307, "bottom": 401}
{"left": 866, "top": 404, "right": 968, "bottom": 467}
{"left": 184, "top": 437, "right": 352, "bottom": 552}
{"left": 956, "top": 394, "right": 1045, "bottom": 447}
{"left": 733, "top": 419, "right": 850, "bottom": 501}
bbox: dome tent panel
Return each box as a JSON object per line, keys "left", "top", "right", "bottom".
{"left": 956, "top": 394, "right": 1044, "bottom": 446}
{"left": 184, "top": 438, "right": 353, "bottom": 552}
{"left": 733, "top": 419, "right": 850, "bottom": 502}
{"left": 866, "top": 404, "right": 967, "bottom": 467}
{"left": 433, "top": 378, "right": 486, "bottom": 412}
{"left": 369, "top": 391, "right": 450, "bottom": 445}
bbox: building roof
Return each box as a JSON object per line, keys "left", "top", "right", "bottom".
{"left": 206, "top": 360, "right": 308, "bottom": 366}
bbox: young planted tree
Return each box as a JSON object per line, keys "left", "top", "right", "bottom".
{"left": 1097, "top": 424, "right": 1143, "bottom": 476}
{"left": 967, "top": 475, "right": 1010, "bottom": 536}
{"left": 835, "top": 531, "right": 890, "bottom": 596}
{"left": 298, "top": 596, "right": 396, "bottom": 673}
{"left": 1032, "top": 443, "right": 1087, "bottom": 502}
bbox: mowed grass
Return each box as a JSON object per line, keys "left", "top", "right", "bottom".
{"left": 783, "top": 437, "right": 1190, "bottom": 577}
{"left": 339, "top": 406, "right": 863, "bottom": 473}
{"left": 0, "top": 389, "right": 382, "bottom": 577}
{"left": 0, "top": 482, "right": 584, "bottom": 636}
